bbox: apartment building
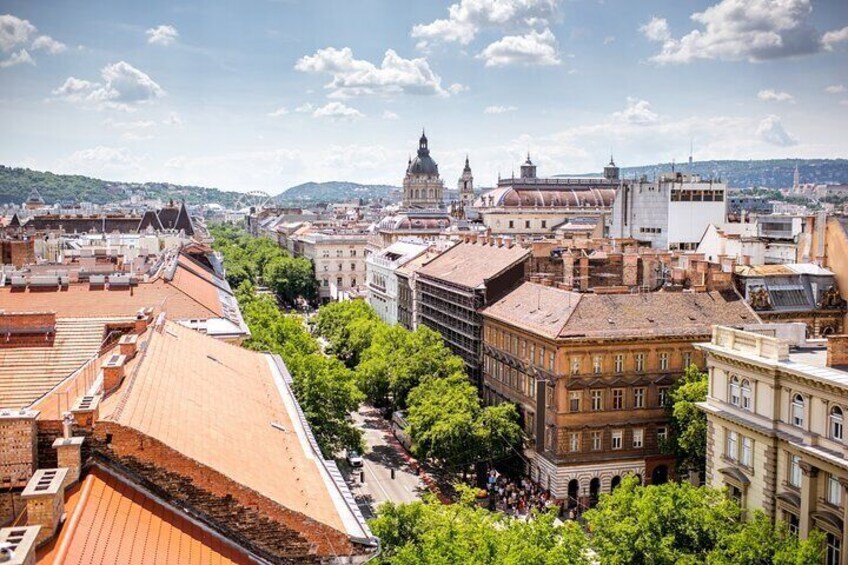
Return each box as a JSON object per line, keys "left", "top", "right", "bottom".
{"left": 291, "top": 228, "right": 370, "bottom": 302}
{"left": 366, "top": 240, "right": 429, "bottom": 325}
{"left": 697, "top": 327, "right": 848, "bottom": 565}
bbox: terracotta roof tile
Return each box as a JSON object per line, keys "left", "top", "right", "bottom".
{"left": 416, "top": 241, "right": 530, "bottom": 289}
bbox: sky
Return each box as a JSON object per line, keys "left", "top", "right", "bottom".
{"left": 1, "top": 0, "right": 847, "bottom": 193}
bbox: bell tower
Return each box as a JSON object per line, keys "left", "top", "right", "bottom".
{"left": 458, "top": 155, "right": 474, "bottom": 207}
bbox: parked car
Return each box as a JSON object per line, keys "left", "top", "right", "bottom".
{"left": 346, "top": 450, "right": 363, "bottom": 468}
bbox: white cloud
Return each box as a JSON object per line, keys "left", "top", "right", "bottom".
{"left": 757, "top": 89, "right": 795, "bottom": 103}
{"left": 382, "top": 110, "right": 399, "bottom": 120}
{"left": 0, "top": 48, "right": 33, "bottom": 68}
{"left": 825, "top": 85, "right": 846, "bottom": 94}
{"left": 0, "top": 14, "right": 64, "bottom": 67}
{"left": 295, "top": 102, "right": 314, "bottom": 113}
{"left": 163, "top": 111, "right": 183, "bottom": 127}
{"left": 146, "top": 25, "right": 178, "bottom": 46}
{"left": 643, "top": 0, "right": 829, "bottom": 64}
{"left": 757, "top": 115, "right": 798, "bottom": 146}
{"left": 447, "top": 83, "right": 468, "bottom": 94}
{"left": 53, "top": 61, "right": 164, "bottom": 110}
{"left": 268, "top": 106, "right": 289, "bottom": 117}
{"left": 478, "top": 28, "right": 560, "bottom": 67}
{"left": 295, "top": 47, "right": 452, "bottom": 98}
{"left": 603, "top": 35, "right": 616, "bottom": 45}
{"left": 411, "top": 0, "right": 560, "bottom": 45}
{"left": 311, "top": 101, "right": 364, "bottom": 121}
{"left": 611, "top": 97, "right": 659, "bottom": 125}
{"left": 640, "top": 17, "right": 670, "bottom": 42}
{"left": 31, "top": 35, "right": 66, "bottom": 54}
{"left": 61, "top": 146, "right": 142, "bottom": 175}
{"left": 823, "top": 26, "right": 848, "bottom": 50}
{"left": 484, "top": 105, "right": 517, "bottom": 114}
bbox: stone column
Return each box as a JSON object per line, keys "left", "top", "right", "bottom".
{"left": 798, "top": 461, "right": 819, "bottom": 538}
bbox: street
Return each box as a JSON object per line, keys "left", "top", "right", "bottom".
{"left": 341, "top": 405, "right": 426, "bottom": 519}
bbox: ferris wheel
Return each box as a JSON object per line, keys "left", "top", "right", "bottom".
{"left": 236, "top": 190, "right": 272, "bottom": 211}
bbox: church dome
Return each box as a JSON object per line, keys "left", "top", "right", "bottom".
{"left": 407, "top": 131, "right": 439, "bottom": 177}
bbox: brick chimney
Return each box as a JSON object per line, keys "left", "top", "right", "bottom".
{"left": 0, "top": 409, "right": 39, "bottom": 488}
{"left": 826, "top": 335, "right": 848, "bottom": 368}
{"left": 21, "top": 468, "right": 68, "bottom": 546}
{"left": 0, "top": 312, "right": 56, "bottom": 349}
{"left": 134, "top": 307, "right": 153, "bottom": 334}
{"left": 101, "top": 354, "right": 127, "bottom": 393}
{"left": 0, "top": 526, "right": 41, "bottom": 565}
{"left": 52, "top": 413, "right": 84, "bottom": 488}
{"left": 70, "top": 394, "right": 100, "bottom": 428}
{"left": 495, "top": 236, "right": 503, "bottom": 247}
{"left": 118, "top": 333, "right": 138, "bottom": 359}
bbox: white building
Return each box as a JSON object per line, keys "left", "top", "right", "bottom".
{"left": 366, "top": 241, "right": 429, "bottom": 325}
{"left": 290, "top": 229, "right": 370, "bottom": 303}
{"left": 610, "top": 172, "right": 727, "bottom": 250}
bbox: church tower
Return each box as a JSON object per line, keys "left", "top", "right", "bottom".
{"left": 520, "top": 153, "right": 537, "bottom": 179}
{"left": 458, "top": 155, "right": 474, "bottom": 207}
{"left": 402, "top": 130, "right": 445, "bottom": 209}
{"left": 793, "top": 162, "right": 800, "bottom": 193}
{"left": 603, "top": 154, "right": 620, "bottom": 181}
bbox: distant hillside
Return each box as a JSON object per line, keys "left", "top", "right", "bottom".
{"left": 277, "top": 181, "right": 399, "bottom": 203}
{"left": 565, "top": 159, "right": 848, "bottom": 189}
{"left": 0, "top": 165, "right": 241, "bottom": 207}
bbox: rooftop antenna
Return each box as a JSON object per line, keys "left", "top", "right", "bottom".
{"left": 688, "top": 138, "right": 694, "bottom": 172}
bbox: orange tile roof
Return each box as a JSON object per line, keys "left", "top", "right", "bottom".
{"left": 0, "top": 318, "right": 129, "bottom": 409}
{"left": 0, "top": 279, "right": 219, "bottom": 321}
{"left": 417, "top": 240, "right": 530, "bottom": 289}
{"left": 99, "top": 321, "right": 364, "bottom": 538}
{"left": 38, "top": 466, "right": 252, "bottom": 565}
{"left": 169, "top": 264, "right": 225, "bottom": 317}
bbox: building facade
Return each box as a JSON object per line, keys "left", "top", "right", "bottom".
{"left": 366, "top": 241, "right": 429, "bottom": 325}
{"left": 698, "top": 327, "right": 848, "bottom": 565}
{"left": 481, "top": 284, "right": 758, "bottom": 505}
{"left": 292, "top": 230, "right": 370, "bottom": 302}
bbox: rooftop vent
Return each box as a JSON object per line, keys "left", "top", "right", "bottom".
{"left": 0, "top": 526, "right": 41, "bottom": 565}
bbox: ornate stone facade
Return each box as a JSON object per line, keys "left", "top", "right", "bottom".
{"left": 402, "top": 131, "right": 444, "bottom": 209}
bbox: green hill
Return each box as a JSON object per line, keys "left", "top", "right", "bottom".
{"left": 277, "top": 181, "right": 399, "bottom": 203}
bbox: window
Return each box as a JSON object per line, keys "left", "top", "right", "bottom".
{"left": 726, "top": 430, "right": 738, "bottom": 460}
{"left": 659, "top": 352, "right": 669, "bottom": 370}
{"left": 508, "top": 220, "right": 514, "bottom": 228}
{"left": 791, "top": 394, "right": 805, "bottom": 428}
{"left": 611, "top": 430, "right": 623, "bottom": 450}
{"left": 789, "top": 454, "right": 801, "bottom": 487}
{"left": 351, "top": 277, "right": 356, "bottom": 286}
{"left": 657, "top": 426, "right": 668, "bottom": 443}
{"left": 614, "top": 354, "right": 624, "bottom": 373}
{"left": 635, "top": 353, "right": 645, "bottom": 372}
{"left": 336, "top": 249, "right": 343, "bottom": 257}
{"left": 530, "top": 343, "right": 536, "bottom": 365}
{"left": 591, "top": 431, "right": 602, "bottom": 451}
{"left": 546, "top": 386, "right": 554, "bottom": 408}
{"left": 336, "top": 277, "right": 343, "bottom": 287}
{"left": 520, "top": 339, "right": 527, "bottom": 358}
{"left": 729, "top": 376, "right": 741, "bottom": 406}
{"left": 338, "top": 263, "right": 343, "bottom": 271}
{"left": 569, "top": 432, "right": 581, "bottom": 453}
{"left": 658, "top": 386, "right": 669, "bottom": 406}
{"left": 741, "top": 380, "right": 752, "bottom": 411}
{"left": 525, "top": 220, "right": 531, "bottom": 228}
{"left": 541, "top": 220, "right": 547, "bottom": 228}
{"left": 322, "top": 278, "right": 329, "bottom": 287}
{"left": 591, "top": 390, "right": 603, "bottom": 411}
{"left": 786, "top": 512, "right": 799, "bottom": 536}
{"left": 633, "top": 429, "right": 644, "bottom": 448}
{"left": 827, "top": 475, "right": 843, "bottom": 506}
{"left": 634, "top": 387, "right": 645, "bottom": 409}
{"left": 593, "top": 355, "right": 602, "bottom": 374}
{"left": 351, "top": 262, "right": 356, "bottom": 271}
{"left": 831, "top": 406, "right": 844, "bottom": 441}
{"left": 538, "top": 346, "right": 545, "bottom": 367}
{"left": 826, "top": 533, "right": 841, "bottom": 565}
{"left": 571, "top": 357, "right": 580, "bottom": 375}
{"left": 569, "top": 391, "right": 581, "bottom": 412}
{"left": 612, "top": 389, "right": 624, "bottom": 410}
{"left": 350, "top": 250, "right": 356, "bottom": 256}
{"left": 548, "top": 352, "right": 555, "bottom": 371}
{"left": 682, "top": 351, "right": 692, "bottom": 367}
{"left": 741, "top": 436, "right": 753, "bottom": 467}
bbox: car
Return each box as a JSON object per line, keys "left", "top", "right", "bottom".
{"left": 346, "top": 450, "right": 363, "bottom": 468}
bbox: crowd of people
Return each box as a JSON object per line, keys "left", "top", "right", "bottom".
{"left": 484, "top": 469, "right": 569, "bottom": 520}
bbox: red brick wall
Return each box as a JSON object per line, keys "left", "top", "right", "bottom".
{"left": 0, "top": 312, "right": 56, "bottom": 348}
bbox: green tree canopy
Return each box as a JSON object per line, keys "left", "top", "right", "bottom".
{"left": 666, "top": 364, "right": 710, "bottom": 476}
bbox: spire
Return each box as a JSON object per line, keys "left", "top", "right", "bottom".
{"left": 463, "top": 154, "right": 471, "bottom": 173}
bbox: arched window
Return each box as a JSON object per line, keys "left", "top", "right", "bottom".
{"left": 741, "top": 380, "right": 752, "bottom": 411}
{"left": 791, "top": 394, "right": 805, "bottom": 428}
{"left": 729, "top": 376, "right": 741, "bottom": 407}
{"left": 831, "top": 406, "right": 844, "bottom": 441}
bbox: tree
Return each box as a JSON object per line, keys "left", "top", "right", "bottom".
{"left": 667, "top": 364, "right": 709, "bottom": 475}
{"left": 584, "top": 476, "right": 740, "bottom": 565}
{"left": 314, "top": 300, "right": 380, "bottom": 365}
{"left": 708, "top": 510, "right": 824, "bottom": 565}
{"left": 369, "top": 486, "right": 591, "bottom": 565}
{"left": 263, "top": 255, "right": 317, "bottom": 304}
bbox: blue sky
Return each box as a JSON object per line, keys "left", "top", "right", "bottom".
{"left": 1, "top": 0, "right": 847, "bottom": 192}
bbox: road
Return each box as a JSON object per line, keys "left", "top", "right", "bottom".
{"left": 341, "top": 405, "right": 426, "bottom": 519}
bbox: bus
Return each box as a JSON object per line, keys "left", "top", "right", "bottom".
{"left": 391, "top": 410, "right": 413, "bottom": 452}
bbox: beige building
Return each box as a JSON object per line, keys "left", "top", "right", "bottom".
{"left": 291, "top": 229, "right": 370, "bottom": 302}
{"left": 698, "top": 326, "right": 848, "bottom": 565}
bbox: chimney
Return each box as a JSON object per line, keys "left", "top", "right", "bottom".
{"left": 470, "top": 233, "right": 478, "bottom": 244}
{"left": 504, "top": 236, "right": 514, "bottom": 248}
{"left": 134, "top": 307, "right": 153, "bottom": 333}
{"left": 70, "top": 394, "right": 100, "bottom": 429}
{"left": 541, "top": 278, "right": 553, "bottom": 287}
{"left": 495, "top": 236, "right": 503, "bottom": 247}
{"left": 826, "top": 335, "right": 848, "bottom": 368}
{"left": 101, "top": 354, "right": 127, "bottom": 393}
{"left": 0, "top": 526, "right": 41, "bottom": 565}
{"left": 0, "top": 409, "right": 39, "bottom": 488}
{"left": 21, "top": 468, "right": 68, "bottom": 546}
{"left": 52, "top": 413, "right": 84, "bottom": 488}
{"left": 118, "top": 333, "right": 138, "bottom": 359}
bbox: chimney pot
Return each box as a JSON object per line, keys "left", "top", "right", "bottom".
{"left": 21, "top": 468, "right": 68, "bottom": 546}
{"left": 102, "top": 354, "right": 127, "bottom": 394}
{"left": 0, "top": 526, "right": 41, "bottom": 565}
